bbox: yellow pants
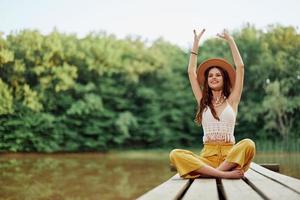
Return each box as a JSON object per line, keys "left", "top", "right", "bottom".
{"left": 169, "top": 139, "right": 256, "bottom": 179}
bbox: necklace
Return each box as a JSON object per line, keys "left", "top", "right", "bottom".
{"left": 212, "top": 95, "right": 226, "bottom": 107}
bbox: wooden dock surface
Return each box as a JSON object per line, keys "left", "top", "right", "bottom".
{"left": 137, "top": 163, "right": 300, "bottom": 200}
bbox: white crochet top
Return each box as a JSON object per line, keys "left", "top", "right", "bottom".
{"left": 202, "top": 100, "right": 236, "bottom": 143}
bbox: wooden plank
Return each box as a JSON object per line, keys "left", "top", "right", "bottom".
{"left": 182, "top": 179, "right": 219, "bottom": 200}
{"left": 250, "top": 162, "right": 300, "bottom": 194}
{"left": 137, "top": 174, "right": 191, "bottom": 200}
{"left": 221, "top": 179, "right": 263, "bottom": 200}
{"left": 244, "top": 169, "right": 300, "bottom": 199}
{"left": 258, "top": 163, "right": 280, "bottom": 172}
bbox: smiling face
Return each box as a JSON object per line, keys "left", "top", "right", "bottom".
{"left": 207, "top": 67, "right": 224, "bottom": 90}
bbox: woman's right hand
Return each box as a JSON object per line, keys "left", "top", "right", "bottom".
{"left": 192, "top": 29, "right": 205, "bottom": 51}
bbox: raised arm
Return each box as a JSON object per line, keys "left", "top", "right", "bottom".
{"left": 188, "top": 29, "right": 205, "bottom": 105}
{"left": 217, "top": 30, "right": 244, "bottom": 110}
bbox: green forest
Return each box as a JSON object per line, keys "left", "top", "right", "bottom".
{"left": 0, "top": 24, "right": 299, "bottom": 152}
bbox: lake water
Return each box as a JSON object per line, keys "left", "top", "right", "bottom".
{"left": 0, "top": 150, "right": 299, "bottom": 200}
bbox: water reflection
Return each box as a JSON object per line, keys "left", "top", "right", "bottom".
{"left": 0, "top": 153, "right": 173, "bottom": 200}
{"left": 0, "top": 151, "right": 299, "bottom": 200}
{"left": 254, "top": 152, "right": 300, "bottom": 179}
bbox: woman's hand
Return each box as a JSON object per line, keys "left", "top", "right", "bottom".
{"left": 192, "top": 29, "right": 205, "bottom": 51}
{"left": 217, "top": 29, "right": 233, "bottom": 42}
{"left": 193, "top": 29, "right": 205, "bottom": 42}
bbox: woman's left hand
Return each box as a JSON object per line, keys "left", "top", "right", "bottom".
{"left": 217, "top": 29, "right": 233, "bottom": 41}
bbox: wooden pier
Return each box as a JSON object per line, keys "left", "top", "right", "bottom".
{"left": 137, "top": 163, "right": 300, "bottom": 200}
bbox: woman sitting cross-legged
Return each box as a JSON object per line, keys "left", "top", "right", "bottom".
{"left": 169, "top": 29, "right": 255, "bottom": 179}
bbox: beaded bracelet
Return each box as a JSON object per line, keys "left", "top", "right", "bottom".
{"left": 191, "top": 51, "right": 198, "bottom": 55}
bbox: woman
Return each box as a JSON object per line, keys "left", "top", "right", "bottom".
{"left": 169, "top": 29, "right": 255, "bottom": 179}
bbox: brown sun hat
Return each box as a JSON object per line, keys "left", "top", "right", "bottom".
{"left": 197, "top": 58, "right": 236, "bottom": 88}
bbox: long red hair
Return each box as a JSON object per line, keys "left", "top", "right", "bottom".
{"left": 194, "top": 66, "right": 232, "bottom": 125}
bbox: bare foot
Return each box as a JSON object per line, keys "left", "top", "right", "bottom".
{"left": 197, "top": 174, "right": 214, "bottom": 178}
{"left": 222, "top": 169, "right": 244, "bottom": 179}
{"left": 189, "top": 171, "right": 214, "bottom": 178}
{"left": 216, "top": 161, "right": 239, "bottom": 171}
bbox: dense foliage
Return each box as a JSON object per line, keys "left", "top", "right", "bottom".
{"left": 0, "top": 25, "right": 299, "bottom": 152}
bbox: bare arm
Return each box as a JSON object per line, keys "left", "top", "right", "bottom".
{"left": 217, "top": 30, "right": 244, "bottom": 110}
{"left": 188, "top": 29, "right": 205, "bottom": 105}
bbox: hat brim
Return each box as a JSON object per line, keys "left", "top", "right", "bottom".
{"left": 197, "top": 58, "right": 236, "bottom": 89}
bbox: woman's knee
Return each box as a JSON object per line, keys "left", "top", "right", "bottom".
{"left": 240, "top": 138, "right": 256, "bottom": 151}
{"left": 169, "top": 149, "right": 182, "bottom": 162}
